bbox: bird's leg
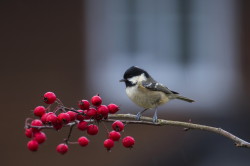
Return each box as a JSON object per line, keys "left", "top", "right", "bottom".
{"left": 136, "top": 109, "right": 148, "bottom": 121}
{"left": 152, "top": 107, "right": 158, "bottom": 123}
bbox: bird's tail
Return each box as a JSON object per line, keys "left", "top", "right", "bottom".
{"left": 176, "top": 95, "right": 195, "bottom": 103}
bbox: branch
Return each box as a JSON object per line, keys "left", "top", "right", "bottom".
{"left": 107, "top": 114, "right": 250, "bottom": 148}
{"left": 26, "top": 113, "right": 250, "bottom": 149}
{"left": 26, "top": 93, "right": 250, "bottom": 153}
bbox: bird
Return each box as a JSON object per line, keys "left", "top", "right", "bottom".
{"left": 120, "top": 66, "right": 194, "bottom": 123}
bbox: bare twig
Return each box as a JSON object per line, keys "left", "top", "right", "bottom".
{"left": 107, "top": 114, "right": 250, "bottom": 148}
{"left": 64, "top": 123, "right": 75, "bottom": 144}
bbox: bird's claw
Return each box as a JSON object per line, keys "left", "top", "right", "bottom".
{"left": 135, "top": 112, "right": 142, "bottom": 121}
{"left": 152, "top": 116, "right": 158, "bottom": 124}
{"left": 152, "top": 111, "right": 158, "bottom": 124}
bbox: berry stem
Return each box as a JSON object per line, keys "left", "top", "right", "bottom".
{"left": 29, "top": 125, "right": 54, "bottom": 130}
{"left": 55, "top": 98, "right": 64, "bottom": 106}
{"left": 53, "top": 106, "right": 64, "bottom": 114}
{"left": 46, "top": 104, "right": 51, "bottom": 112}
{"left": 101, "top": 121, "right": 109, "bottom": 135}
{"left": 67, "top": 141, "right": 79, "bottom": 145}
{"left": 64, "top": 123, "right": 75, "bottom": 144}
{"left": 59, "top": 106, "right": 85, "bottom": 115}
{"left": 24, "top": 118, "right": 33, "bottom": 129}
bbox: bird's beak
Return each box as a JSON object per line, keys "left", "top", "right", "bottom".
{"left": 119, "top": 79, "right": 126, "bottom": 82}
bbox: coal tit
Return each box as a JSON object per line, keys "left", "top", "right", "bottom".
{"left": 120, "top": 66, "right": 194, "bottom": 123}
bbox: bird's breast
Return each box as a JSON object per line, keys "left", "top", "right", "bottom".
{"left": 125, "top": 85, "right": 169, "bottom": 109}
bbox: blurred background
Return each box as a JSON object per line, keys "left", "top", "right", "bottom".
{"left": 1, "top": 0, "right": 250, "bottom": 165}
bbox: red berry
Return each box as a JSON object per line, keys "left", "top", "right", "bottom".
{"left": 77, "top": 121, "right": 88, "bottom": 131}
{"left": 33, "top": 106, "right": 46, "bottom": 117}
{"left": 76, "top": 110, "right": 85, "bottom": 121}
{"left": 41, "top": 112, "right": 50, "bottom": 124}
{"left": 53, "top": 123, "right": 63, "bottom": 131}
{"left": 78, "top": 136, "right": 89, "bottom": 147}
{"left": 108, "top": 104, "right": 119, "bottom": 114}
{"left": 83, "top": 110, "right": 90, "bottom": 119}
{"left": 87, "top": 124, "right": 99, "bottom": 135}
{"left": 94, "top": 114, "right": 103, "bottom": 121}
{"left": 57, "top": 113, "right": 70, "bottom": 124}
{"left": 97, "top": 105, "right": 109, "bottom": 117}
{"left": 103, "top": 139, "right": 114, "bottom": 150}
{"left": 91, "top": 95, "right": 102, "bottom": 106}
{"left": 27, "top": 140, "right": 39, "bottom": 151}
{"left": 43, "top": 92, "right": 57, "bottom": 104}
{"left": 78, "top": 100, "right": 90, "bottom": 110}
{"left": 66, "top": 111, "right": 77, "bottom": 121}
{"left": 86, "top": 108, "right": 97, "bottom": 117}
{"left": 122, "top": 136, "right": 135, "bottom": 148}
{"left": 33, "top": 131, "right": 46, "bottom": 144}
{"left": 31, "top": 119, "right": 43, "bottom": 127}
{"left": 25, "top": 128, "right": 33, "bottom": 138}
{"left": 31, "top": 119, "right": 43, "bottom": 132}
{"left": 56, "top": 144, "right": 68, "bottom": 154}
{"left": 109, "top": 131, "right": 121, "bottom": 141}
{"left": 46, "top": 113, "right": 58, "bottom": 124}
{"left": 112, "top": 120, "right": 124, "bottom": 132}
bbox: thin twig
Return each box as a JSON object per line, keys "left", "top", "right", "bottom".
{"left": 101, "top": 121, "right": 110, "bottom": 137}
{"left": 64, "top": 123, "right": 75, "bottom": 144}
{"left": 107, "top": 114, "right": 250, "bottom": 148}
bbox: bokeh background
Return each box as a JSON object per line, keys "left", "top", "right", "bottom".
{"left": 1, "top": 0, "right": 250, "bottom": 165}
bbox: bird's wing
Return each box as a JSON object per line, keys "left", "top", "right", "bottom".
{"left": 141, "top": 79, "right": 177, "bottom": 95}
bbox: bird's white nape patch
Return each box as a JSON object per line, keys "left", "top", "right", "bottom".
{"left": 127, "top": 73, "right": 147, "bottom": 84}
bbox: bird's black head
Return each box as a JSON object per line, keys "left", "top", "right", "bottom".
{"left": 123, "top": 66, "right": 149, "bottom": 79}
{"left": 120, "top": 66, "right": 150, "bottom": 87}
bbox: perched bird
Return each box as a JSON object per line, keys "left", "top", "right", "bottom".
{"left": 120, "top": 66, "right": 194, "bottom": 123}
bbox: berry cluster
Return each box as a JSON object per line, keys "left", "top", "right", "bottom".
{"left": 25, "top": 92, "right": 135, "bottom": 154}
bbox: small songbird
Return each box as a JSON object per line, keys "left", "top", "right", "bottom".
{"left": 120, "top": 66, "right": 194, "bottom": 123}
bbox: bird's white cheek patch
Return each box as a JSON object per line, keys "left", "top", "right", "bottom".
{"left": 127, "top": 73, "right": 147, "bottom": 84}
{"left": 138, "top": 73, "right": 147, "bottom": 82}
{"left": 128, "top": 76, "right": 140, "bottom": 84}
